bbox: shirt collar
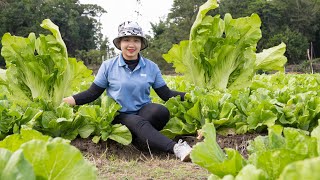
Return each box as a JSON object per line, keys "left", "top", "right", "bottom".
{"left": 118, "top": 54, "right": 127, "bottom": 67}
{"left": 118, "top": 53, "right": 146, "bottom": 68}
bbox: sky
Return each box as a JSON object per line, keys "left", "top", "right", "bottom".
{"left": 79, "top": 0, "right": 173, "bottom": 48}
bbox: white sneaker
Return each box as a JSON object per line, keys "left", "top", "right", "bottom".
{"left": 173, "top": 139, "right": 192, "bottom": 162}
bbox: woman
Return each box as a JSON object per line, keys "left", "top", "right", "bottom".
{"left": 63, "top": 21, "right": 192, "bottom": 162}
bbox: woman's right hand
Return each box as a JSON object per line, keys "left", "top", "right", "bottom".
{"left": 63, "top": 96, "right": 76, "bottom": 106}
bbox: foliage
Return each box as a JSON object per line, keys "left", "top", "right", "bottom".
{"left": 0, "top": 19, "right": 131, "bottom": 144}
{"left": 278, "top": 157, "right": 320, "bottom": 180}
{"left": 1, "top": 19, "right": 92, "bottom": 109}
{"left": 0, "top": 100, "right": 42, "bottom": 139}
{"left": 160, "top": 73, "right": 320, "bottom": 138}
{"left": 247, "top": 125, "right": 318, "bottom": 178}
{"left": 0, "top": 149, "right": 36, "bottom": 180}
{"left": 0, "top": 129, "right": 97, "bottom": 180}
{"left": 191, "top": 123, "right": 247, "bottom": 177}
{"left": 191, "top": 123, "right": 320, "bottom": 179}
{"left": 76, "top": 94, "right": 132, "bottom": 145}
{"left": 75, "top": 49, "right": 104, "bottom": 66}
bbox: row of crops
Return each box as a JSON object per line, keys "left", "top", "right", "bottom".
{"left": 161, "top": 73, "right": 320, "bottom": 138}
{"left": 2, "top": 70, "right": 320, "bottom": 179}
{"left": 1, "top": 0, "right": 319, "bottom": 179}
{"left": 161, "top": 73, "right": 320, "bottom": 179}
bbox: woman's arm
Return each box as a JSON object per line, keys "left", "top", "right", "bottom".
{"left": 63, "top": 82, "right": 105, "bottom": 106}
{"left": 154, "top": 85, "right": 185, "bottom": 101}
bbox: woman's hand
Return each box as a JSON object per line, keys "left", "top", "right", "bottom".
{"left": 63, "top": 96, "right": 76, "bottom": 106}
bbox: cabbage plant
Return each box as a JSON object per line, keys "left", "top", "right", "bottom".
{"left": 163, "top": 0, "right": 287, "bottom": 91}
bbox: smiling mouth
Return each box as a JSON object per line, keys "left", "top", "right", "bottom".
{"left": 128, "top": 49, "right": 135, "bottom": 53}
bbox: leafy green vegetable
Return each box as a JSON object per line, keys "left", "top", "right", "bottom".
{"left": 311, "top": 120, "right": 320, "bottom": 154}
{"left": 0, "top": 101, "right": 43, "bottom": 139}
{"left": 21, "top": 139, "right": 97, "bottom": 180}
{"left": 0, "top": 69, "right": 5, "bottom": 80}
{"left": 191, "top": 123, "right": 247, "bottom": 177}
{"left": 208, "top": 164, "right": 268, "bottom": 180}
{"left": 247, "top": 125, "right": 318, "bottom": 179}
{"left": 0, "top": 19, "right": 127, "bottom": 141}
{"left": 163, "top": 0, "right": 287, "bottom": 91}
{"left": 0, "top": 148, "right": 35, "bottom": 180}
{"left": 161, "top": 95, "right": 200, "bottom": 138}
{"left": 278, "top": 157, "right": 320, "bottom": 180}
{"left": 0, "top": 129, "right": 97, "bottom": 179}
{"left": 1, "top": 19, "right": 93, "bottom": 109}
{"left": 0, "top": 128, "right": 58, "bottom": 151}
{"left": 77, "top": 95, "right": 132, "bottom": 145}
{"left": 108, "top": 124, "right": 132, "bottom": 145}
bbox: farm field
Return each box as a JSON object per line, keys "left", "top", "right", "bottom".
{"left": 1, "top": 0, "right": 320, "bottom": 179}
{"left": 2, "top": 66, "right": 320, "bottom": 179}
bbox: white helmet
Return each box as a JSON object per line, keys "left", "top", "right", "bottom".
{"left": 113, "top": 21, "right": 148, "bottom": 50}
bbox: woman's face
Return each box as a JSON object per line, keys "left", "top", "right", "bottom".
{"left": 120, "top": 36, "right": 142, "bottom": 60}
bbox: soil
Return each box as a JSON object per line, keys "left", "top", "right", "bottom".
{"left": 71, "top": 133, "right": 262, "bottom": 179}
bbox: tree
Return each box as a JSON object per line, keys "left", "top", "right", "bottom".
{"left": 274, "top": 0, "right": 320, "bottom": 60}
{"left": 273, "top": 0, "right": 320, "bottom": 40}
{"left": 100, "top": 37, "right": 116, "bottom": 60}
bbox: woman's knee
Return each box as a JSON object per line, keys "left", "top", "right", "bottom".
{"left": 139, "top": 103, "right": 170, "bottom": 120}
{"left": 138, "top": 103, "right": 170, "bottom": 130}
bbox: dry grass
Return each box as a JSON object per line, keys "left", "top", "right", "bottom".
{"left": 88, "top": 153, "right": 209, "bottom": 180}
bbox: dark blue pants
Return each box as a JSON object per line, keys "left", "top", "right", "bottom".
{"left": 113, "top": 103, "right": 176, "bottom": 153}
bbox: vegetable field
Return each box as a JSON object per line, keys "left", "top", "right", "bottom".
{"left": 1, "top": 0, "right": 320, "bottom": 179}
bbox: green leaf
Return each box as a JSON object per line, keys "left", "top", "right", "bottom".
{"left": 278, "top": 157, "right": 320, "bottom": 180}
{"left": 78, "top": 124, "right": 95, "bottom": 138}
{"left": 108, "top": 124, "right": 132, "bottom": 145}
{"left": 247, "top": 126, "right": 318, "bottom": 179}
{"left": 0, "top": 149, "right": 35, "bottom": 180}
{"left": 21, "top": 140, "right": 97, "bottom": 180}
{"left": 92, "top": 136, "right": 101, "bottom": 144}
{"left": 255, "top": 42, "right": 287, "bottom": 72}
{"left": 186, "top": 100, "right": 202, "bottom": 121}
{"left": 233, "top": 164, "right": 268, "bottom": 180}
{"left": 40, "top": 19, "right": 67, "bottom": 58}
{"left": 311, "top": 120, "right": 320, "bottom": 154}
{"left": 161, "top": 117, "right": 195, "bottom": 139}
{"left": 191, "top": 123, "right": 246, "bottom": 177}
{"left": 0, "top": 129, "right": 51, "bottom": 152}
{"left": 190, "top": 0, "right": 219, "bottom": 40}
